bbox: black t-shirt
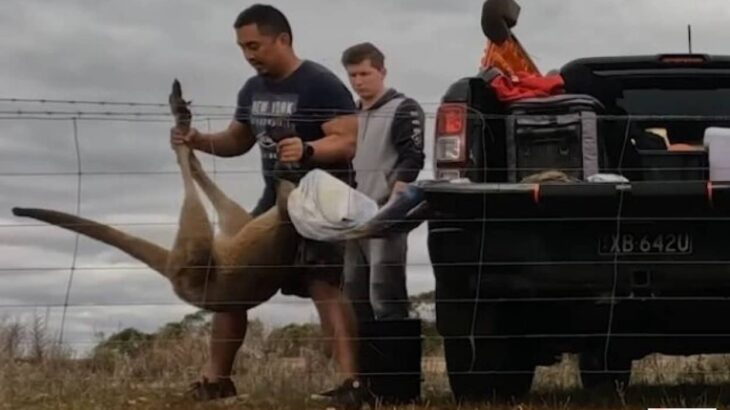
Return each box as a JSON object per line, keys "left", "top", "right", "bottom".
{"left": 234, "top": 60, "right": 356, "bottom": 215}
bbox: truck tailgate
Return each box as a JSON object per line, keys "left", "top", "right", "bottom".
{"left": 422, "top": 180, "right": 730, "bottom": 297}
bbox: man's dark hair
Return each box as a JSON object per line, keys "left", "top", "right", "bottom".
{"left": 233, "top": 4, "right": 293, "bottom": 44}
{"left": 341, "top": 42, "right": 385, "bottom": 70}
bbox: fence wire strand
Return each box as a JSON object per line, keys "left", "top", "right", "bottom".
{"left": 57, "top": 118, "right": 82, "bottom": 345}
{"left": 3, "top": 100, "right": 730, "bottom": 383}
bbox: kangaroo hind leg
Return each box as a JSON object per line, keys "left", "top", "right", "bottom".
{"left": 167, "top": 146, "right": 215, "bottom": 280}
{"left": 189, "top": 152, "right": 253, "bottom": 236}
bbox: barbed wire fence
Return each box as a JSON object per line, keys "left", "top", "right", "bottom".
{"left": 2, "top": 97, "right": 730, "bottom": 388}
{"left": 0, "top": 97, "right": 440, "bottom": 365}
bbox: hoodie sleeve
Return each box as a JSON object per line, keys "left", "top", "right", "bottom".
{"left": 390, "top": 98, "right": 426, "bottom": 183}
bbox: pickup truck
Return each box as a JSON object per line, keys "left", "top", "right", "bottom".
{"left": 421, "top": 53, "right": 730, "bottom": 400}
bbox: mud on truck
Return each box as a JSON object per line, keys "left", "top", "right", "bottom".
{"left": 419, "top": 0, "right": 730, "bottom": 401}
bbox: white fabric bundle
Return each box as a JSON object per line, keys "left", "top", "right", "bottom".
{"left": 287, "top": 169, "right": 379, "bottom": 241}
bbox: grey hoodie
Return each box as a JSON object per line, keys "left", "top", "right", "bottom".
{"left": 353, "top": 88, "right": 425, "bottom": 204}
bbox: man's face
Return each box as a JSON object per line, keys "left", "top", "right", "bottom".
{"left": 236, "top": 23, "right": 288, "bottom": 76}
{"left": 345, "top": 59, "right": 386, "bottom": 101}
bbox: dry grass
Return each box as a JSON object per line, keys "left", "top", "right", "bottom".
{"left": 2, "top": 317, "right": 730, "bottom": 410}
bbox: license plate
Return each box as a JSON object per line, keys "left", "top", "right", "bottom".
{"left": 598, "top": 232, "right": 693, "bottom": 255}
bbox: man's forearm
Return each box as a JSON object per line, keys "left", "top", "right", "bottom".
{"left": 311, "top": 115, "right": 357, "bottom": 163}
{"left": 308, "top": 133, "right": 356, "bottom": 164}
{"left": 193, "top": 128, "right": 252, "bottom": 157}
{"left": 193, "top": 131, "right": 233, "bottom": 157}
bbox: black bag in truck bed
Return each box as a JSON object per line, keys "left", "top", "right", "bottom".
{"left": 505, "top": 94, "right": 605, "bottom": 182}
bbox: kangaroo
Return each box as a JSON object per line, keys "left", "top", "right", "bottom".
{"left": 12, "top": 80, "right": 300, "bottom": 312}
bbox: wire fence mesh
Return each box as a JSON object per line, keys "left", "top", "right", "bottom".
{"left": 2, "top": 99, "right": 730, "bottom": 391}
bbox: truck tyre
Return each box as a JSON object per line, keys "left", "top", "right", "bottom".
{"left": 444, "top": 334, "right": 535, "bottom": 401}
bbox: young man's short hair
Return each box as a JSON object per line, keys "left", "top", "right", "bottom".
{"left": 233, "top": 4, "right": 293, "bottom": 43}
{"left": 341, "top": 42, "right": 385, "bottom": 70}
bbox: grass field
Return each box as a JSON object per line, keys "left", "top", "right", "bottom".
{"left": 3, "top": 318, "right": 730, "bottom": 409}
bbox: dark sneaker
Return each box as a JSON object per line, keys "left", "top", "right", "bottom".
{"left": 186, "top": 377, "right": 237, "bottom": 401}
{"left": 311, "top": 378, "right": 370, "bottom": 410}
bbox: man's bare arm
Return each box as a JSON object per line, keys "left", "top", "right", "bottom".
{"left": 309, "top": 115, "right": 358, "bottom": 162}
{"left": 193, "top": 120, "right": 256, "bottom": 157}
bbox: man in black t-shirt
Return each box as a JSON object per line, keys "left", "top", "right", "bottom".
{"left": 236, "top": 56, "right": 356, "bottom": 215}
{"left": 170, "top": 5, "right": 365, "bottom": 408}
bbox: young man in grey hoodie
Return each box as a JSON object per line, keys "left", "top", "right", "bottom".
{"left": 341, "top": 42, "right": 426, "bottom": 321}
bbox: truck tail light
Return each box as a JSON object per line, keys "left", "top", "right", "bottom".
{"left": 435, "top": 103, "right": 469, "bottom": 181}
{"left": 435, "top": 103, "right": 468, "bottom": 173}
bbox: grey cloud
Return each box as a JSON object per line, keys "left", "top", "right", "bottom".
{"left": 380, "top": 0, "right": 476, "bottom": 14}
{"left": 0, "top": 1, "right": 241, "bottom": 102}
{"left": 516, "top": 0, "right": 730, "bottom": 70}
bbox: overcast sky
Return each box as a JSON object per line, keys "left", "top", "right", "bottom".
{"left": 1, "top": 0, "right": 729, "bottom": 355}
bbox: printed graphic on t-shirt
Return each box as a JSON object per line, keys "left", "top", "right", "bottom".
{"left": 250, "top": 93, "right": 299, "bottom": 161}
